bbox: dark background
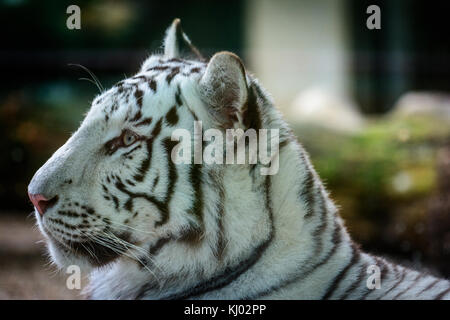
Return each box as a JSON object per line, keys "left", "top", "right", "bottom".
{"left": 350, "top": 0, "right": 450, "bottom": 113}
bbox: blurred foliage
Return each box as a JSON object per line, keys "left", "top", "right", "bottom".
{"left": 292, "top": 115, "right": 450, "bottom": 274}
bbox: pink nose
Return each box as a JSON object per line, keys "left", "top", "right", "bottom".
{"left": 28, "top": 193, "right": 58, "bottom": 216}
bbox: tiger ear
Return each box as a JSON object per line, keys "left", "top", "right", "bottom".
{"left": 199, "top": 51, "right": 248, "bottom": 128}
{"left": 163, "top": 18, "right": 204, "bottom": 60}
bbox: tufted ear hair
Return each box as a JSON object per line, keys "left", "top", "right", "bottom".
{"left": 163, "top": 18, "right": 204, "bottom": 60}
{"left": 199, "top": 51, "right": 249, "bottom": 128}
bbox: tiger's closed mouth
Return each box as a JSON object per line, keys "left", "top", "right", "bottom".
{"left": 45, "top": 225, "right": 133, "bottom": 267}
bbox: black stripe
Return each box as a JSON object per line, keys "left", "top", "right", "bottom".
{"left": 123, "top": 145, "right": 141, "bottom": 157}
{"left": 147, "top": 65, "right": 170, "bottom": 72}
{"left": 134, "top": 89, "right": 144, "bottom": 108}
{"left": 392, "top": 272, "right": 423, "bottom": 299}
{"left": 167, "top": 58, "right": 182, "bottom": 63}
{"left": 249, "top": 219, "right": 342, "bottom": 299}
{"left": 151, "top": 118, "right": 162, "bottom": 137}
{"left": 165, "top": 106, "right": 179, "bottom": 126}
{"left": 111, "top": 195, "right": 119, "bottom": 210}
{"left": 47, "top": 217, "right": 77, "bottom": 230}
{"left": 148, "top": 79, "right": 157, "bottom": 92}
{"left": 209, "top": 171, "right": 226, "bottom": 261}
{"left": 322, "top": 243, "right": 360, "bottom": 299}
{"left": 154, "top": 138, "right": 179, "bottom": 227}
{"left": 300, "top": 164, "right": 315, "bottom": 219}
{"left": 378, "top": 267, "right": 407, "bottom": 299}
{"left": 123, "top": 198, "right": 133, "bottom": 212}
{"left": 132, "top": 139, "right": 152, "bottom": 182}
{"left": 339, "top": 263, "right": 367, "bottom": 299}
{"left": 435, "top": 286, "right": 450, "bottom": 300}
{"left": 132, "top": 119, "right": 162, "bottom": 182}
{"left": 311, "top": 188, "right": 328, "bottom": 255}
{"left": 151, "top": 174, "right": 159, "bottom": 192}
{"left": 175, "top": 87, "right": 182, "bottom": 106}
{"left": 417, "top": 279, "right": 440, "bottom": 296}
{"left": 166, "top": 67, "right": 180, "bottom": 84}
{"left": 135, "top": 117, "right": 153, "bottom": 127}
{"left": 278, "top": 138, "right": 291, "bottom": 150}
{"left": 189, "top": 109, "right": 199, "bottom": 121}
{"left": 243, "top": 83, "right": 262, "bottom": 130}
{"left": 149, "top": 235, "right": 173, "bottom": 256}
{"left": 310, "top": 220, "right": 342, "bottom": 268}
{"left": 215, "top": 203, "right": 226, "bottom": 261}
{"left": 143, "top": 223, "right": 210, "bottom": 271}
{"left": 186, "top": 163, "right": 204, "bottom": 227}
{"left": 57, "top": 210, "right": 80, "bottom": 218}
{"left": 130, "top": 110, "right": 142, "bottom": 122}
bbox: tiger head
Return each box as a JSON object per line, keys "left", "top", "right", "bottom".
{"left": 28, "top": 19, "right": 281, "bottom": 277}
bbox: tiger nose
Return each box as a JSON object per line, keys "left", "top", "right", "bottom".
{"left": 28, "top": 193, "right": 59, "bottom": 216}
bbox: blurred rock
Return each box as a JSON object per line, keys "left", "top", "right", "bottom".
{"left": 390, "top": 92, "right": 450, "bottom": 121}
{"left": 289, "top": 87, "right": 365, "bottom": 133}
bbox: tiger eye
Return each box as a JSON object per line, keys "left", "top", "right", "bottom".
{"left": 123, "top": 131, "right": 137, "bottom": 146}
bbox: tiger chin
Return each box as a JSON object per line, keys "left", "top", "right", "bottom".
{"left": 28, "top": 19, "right": 450, "bottom": 300}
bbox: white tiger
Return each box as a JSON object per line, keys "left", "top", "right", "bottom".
{"left": 28, "top": 19, "right": 450, "bottom": 300}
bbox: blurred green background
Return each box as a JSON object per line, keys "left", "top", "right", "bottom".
{"left": 0, "top": 0, "right": 449, "bottom": 298}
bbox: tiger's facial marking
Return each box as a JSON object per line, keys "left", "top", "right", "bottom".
{"left": 165, "top": 106, "right": 179, "bottom": 126}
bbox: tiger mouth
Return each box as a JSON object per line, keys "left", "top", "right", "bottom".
{"left": 45, "top": 226, "right": 133, "bottom": 267}
{"left": 67, "top": 237, "right": 130, "bottom": 267}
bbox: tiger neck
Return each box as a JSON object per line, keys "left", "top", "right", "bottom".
{"left": 142, "top": 136, "right": 349, "bottom": 299}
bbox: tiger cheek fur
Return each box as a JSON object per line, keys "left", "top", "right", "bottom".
{"left": 28, "top": 19, "right": 450, "bottom": 300}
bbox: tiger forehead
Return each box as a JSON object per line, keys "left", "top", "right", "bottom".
{"left": 92, "top": 57, "right": 206, "bottom": 122}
